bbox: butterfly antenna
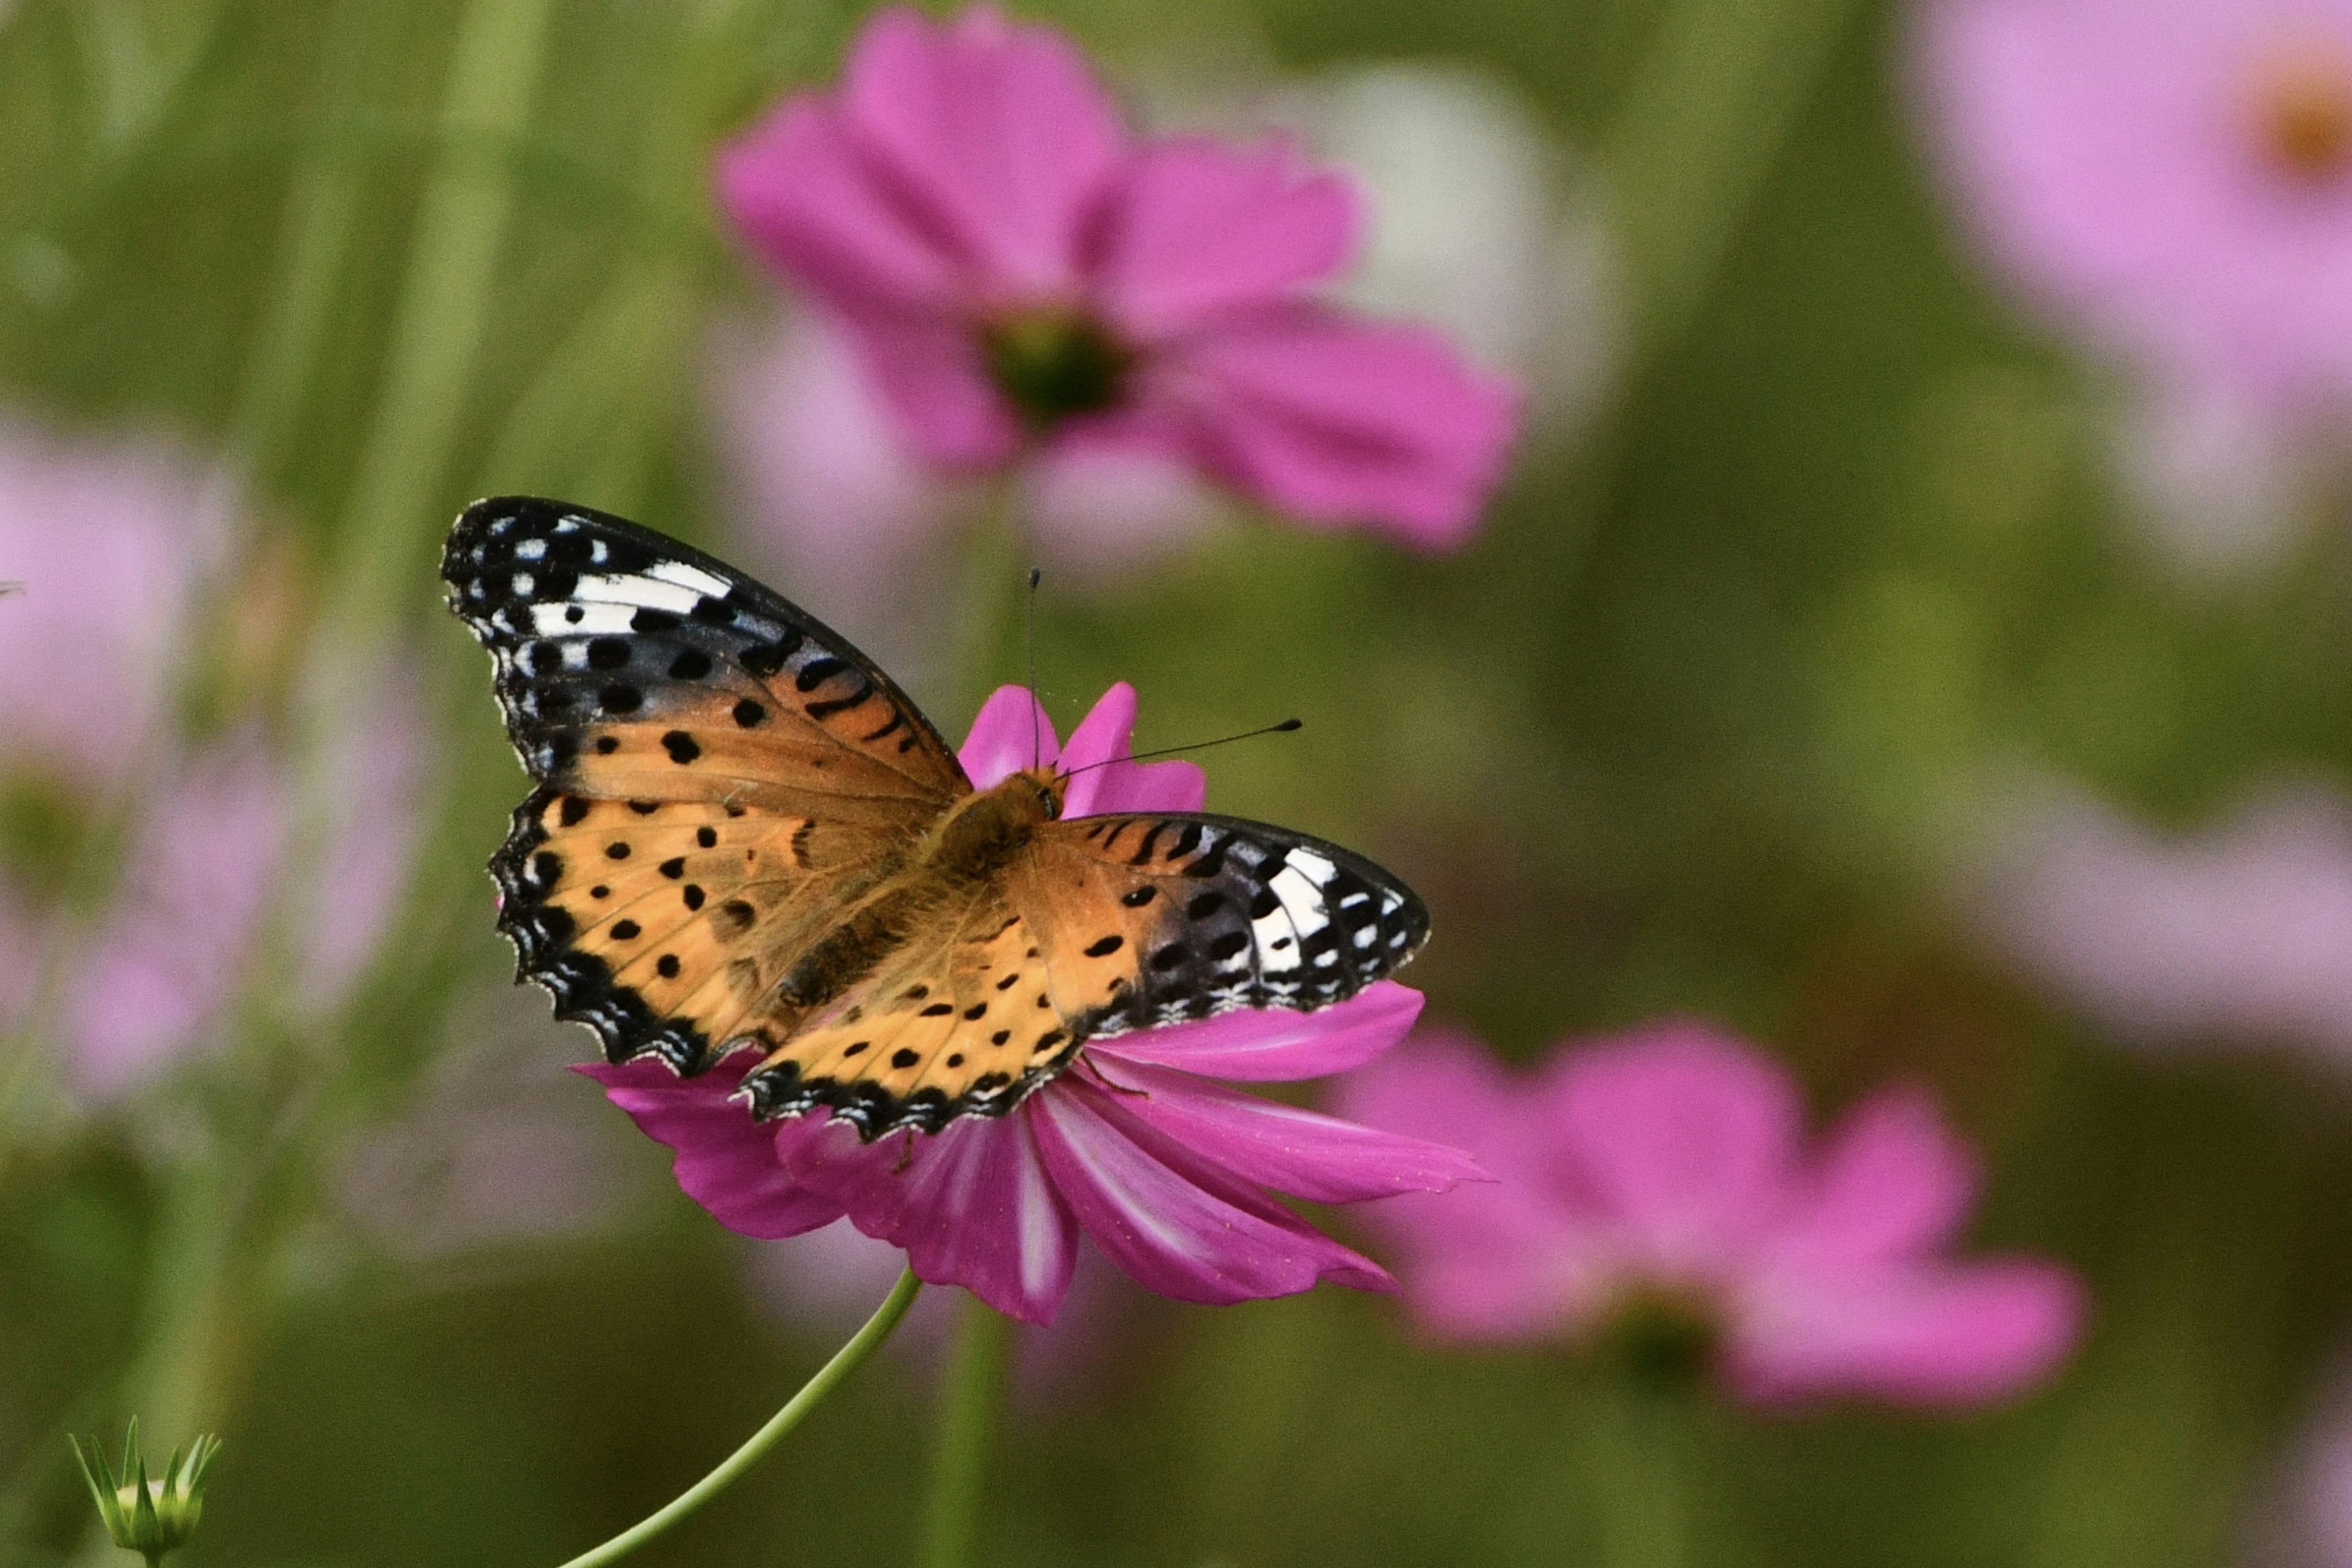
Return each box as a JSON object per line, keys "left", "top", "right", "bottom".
{"left": 1024, "top": 567, "right": 1044, "bottom": 770}
{"left": 1063, "top": 718, "right": 1303, "bottom": 775}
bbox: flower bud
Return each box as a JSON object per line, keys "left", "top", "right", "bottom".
{"left": 70, "top": 1419, "right": 220, "bottom": 1565}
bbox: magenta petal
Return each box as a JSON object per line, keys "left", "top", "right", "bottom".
{"left": 717, "top": 99, "right": 967, "bottom": 317}
{"left": 1542, "top": 1024, "right": 1801, "bottom": 1272}
{"left": 959, "top": 684, "right": 1060, "bottom": 787}
{"left": 1028, "top": 1075, "right": 1393, "bottom": 1305}
{"left": 842, "top": 6, "right": 1124, "bottom": 296}
{"left": 783, "top": 1109, "right": 1079, "bottom": 1324}
{"left": 1087, "top": 1057, "right": 1487, "bottom": 1202}
{"left": 1728, "top": 1259, "right": 2087, "bottom": 1407}
{"left": 1152, "top": 303, "right": 1519, "bottom": 547}
{"left": 1775, "top": 1087, "right": 1979, "bottom": 1270}
{"left": 835, "top": 308, "right": 1023, "bottom": 467}
{"left": 1055, "top": 681, "right": 1210, "bottom": 817}
{"left": 1090, "top": 980, "right": 1422, "bottom": 1081}
{"left": 578, "top": 1059, "right": 845, "bottom": 1239}
{"left": 1095, "top": 136, "right": 1360, "bottom": 337}
{"left": 1336, "top": 1032, "right": 1611, "bottom": 1340}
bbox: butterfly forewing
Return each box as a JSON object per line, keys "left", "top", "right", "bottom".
{"left": 1017, "top": 813, "right": 1430, "bottom": 1038}
{"left": 447, "top": 497, "right": 966, "bottom": 1071}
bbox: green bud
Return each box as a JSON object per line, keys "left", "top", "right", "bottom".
{"left": 69, "top": 1419, "right": 221, "bottom": 1566}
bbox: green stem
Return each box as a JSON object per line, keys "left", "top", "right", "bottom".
{"left": 554, "top": 1267, "right": 922, "bottom": 1568}
{"left": 919, "top": 1295, "right": 1012, "bottom": 1568}
{"left": 333, "top": 0, "right": 557, "bottom": 646}
{"left": 1579, "top": 1380, "right": 1692, "bottom": 1568}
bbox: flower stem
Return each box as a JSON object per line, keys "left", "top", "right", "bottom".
{"left": 1580, "top": 1380, "right": 1692, "bottom": 1568}
{"left": 919, "top": 1294, "right": 1013, "bottom": 1568}
{"left": 552, "top": 1267, "right": 922, "bottom": 1568}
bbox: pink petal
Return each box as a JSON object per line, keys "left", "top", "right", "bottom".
{"left": 1728, "top": 1258, "right": 2086, "bottom": 1407}
{"left": 1027, "top": 1074, "right": 1392, "bottom": 1305}
{"left": 842, "top": 6, "right": 1125, "bottom": 298}
{"left": 835, "top": 308, "right": 1023, "bottom": 468}
{"left": 1336, "top": 1032, "right": 1612, "bottom": 1340}
{"left": 959, "top": 684, "right": 1061, "bottom": 786}
{"left": 1090, "top": 980, "right": 1423, "bottom": 1081}
{"left": 1540, "top": 1023, "right": 1803, "bottom": 1275}
{"left": 1085, "top": 1055, "right": 1488, "bottom": 1202}
{"left": 579, "top": 1057, "right": 846, "bottom": 1240}
{"left": 1093, "top": 136, "right": 1360, "bottom": 337}
{"left": 1057, "top": 679, "right": 1207, "bottom": 816}
{"left": 1773, "top": 1087, "right": 1978, "bottom": 1271}
{"left": 782, "top": 1108, "right": 1080, "bottom": 1324}
{"left": 717, "top": 98, "right": 970, "bottom": 317}
{"left": 1144, "top": 303, "right": 1519, "bottom": 547}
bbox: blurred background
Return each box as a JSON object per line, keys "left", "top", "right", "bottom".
{"left": 8, "top": 0, "right": 2352, "bottom": 1563}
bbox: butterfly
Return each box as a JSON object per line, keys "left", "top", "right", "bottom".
{"left": 443, "top": 497, "right": 1429, "bottom": 1140}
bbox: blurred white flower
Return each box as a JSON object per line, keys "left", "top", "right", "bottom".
{"left": 1275, "top": 62, "right": 1616, "bottom": 431}
{"left": 2110, "top": 379, "right": 2318, "bottom": 582}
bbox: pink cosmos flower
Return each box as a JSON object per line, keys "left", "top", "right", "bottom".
{"left": 0, "top": 419, "right": 228, "bottom": 782}
{"left": 1337, "top": 1023, "right": 2085, "bottom": 1406}
{"left": 1917, "top": 0, "right": 2352, "bottom": 416}
{"left": 586, "top": 682, "right": 1484, "bottom": 1324}
{"left": 716, "top": 5, "right": 1520, "bottom": 549}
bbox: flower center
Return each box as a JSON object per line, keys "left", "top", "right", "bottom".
{"left": 978, "top": 306, "right": 1133, "bottom": 432}
{"left": 2251, "top": 51, "right": 2352, "bottom": 186}
{"left": 1596, "top": 1287, "right": 1721, "bottom": 1393}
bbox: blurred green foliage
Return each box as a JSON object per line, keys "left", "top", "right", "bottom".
{"left": 7, "top": 0, "right": 2352, "bottom": 1564}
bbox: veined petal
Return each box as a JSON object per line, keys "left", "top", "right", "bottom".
{"left": 782, "top": 1108, "right": 1080, "bottom": 1324}
{"left": 1089, "top": 979, "right": 1422, "bottom": 1080}
{"left": 843, "top": 6, "right": 1125, "bottom": 297}
{"left": 1728, "top": 1258, "right": 2086, "bottom": 1407}
{"left": 959, "top": 684, "right": 1061, "bottom": 787}
{"left": 1145, "top": 302, "right": 1518, "bottom": 547}
{"left": 577, "top": 1058, "right": 844, "bottom": 1239}
{"left": 1028, "top": 1075, "right": 1393, "bottom": 1305}
{"left": 1093, "top": 136, "right": 1360, "bottom": 337}
{"left": 1087, "top": 1056, "right": 1487, "bottom": 1202}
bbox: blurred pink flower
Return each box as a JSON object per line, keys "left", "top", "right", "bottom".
{"left": 1917, "top": 0, "right": 2352, "bottom": 415}
{"left": 66, "top": 741, "right": 288, "bottom": 1098}
{"left": 0, "top": 419, "right": 227, "bottom": 782}
{"left": 1337, "top": 1023, "right": 2084, "bottom": 1406}
{"left": 1975, "top": 778, "right": 2352, "bottom": 1056}
{"left": 716, "top": 5, "right": 1518, "bottom": 548}
{"left": 587, "top": 681, "right": 1483, "bottom": 1324}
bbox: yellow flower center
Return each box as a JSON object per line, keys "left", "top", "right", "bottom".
{"left": 2251, "top": 50, "right": 2352, "bottom": 186}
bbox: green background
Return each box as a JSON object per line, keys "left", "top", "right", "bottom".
{"left": 6, "top": 0, "right": 2351, "bottom": 1563}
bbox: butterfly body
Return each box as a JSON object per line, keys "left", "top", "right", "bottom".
{"left": 446, "top": 498, "right": 1428, "bottom": 1140}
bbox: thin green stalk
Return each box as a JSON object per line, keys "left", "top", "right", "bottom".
{"left": 944, "top": 483, "right": 1029, "bottom": 722}
{"left": 919, "top": 1294, "right": 1013, "bottom": 1568}
{"left": 1578, "top": 1380, "right": 1692, "bottom": 1568}
{"left": 333, "top": 0, "right": 559, "bottom": 645}
{"left": 554, "top": 1267, "right": 923, "bottom": 1568}
{"left": 1601, "top": 0, "right": 1868, "bottom": 360}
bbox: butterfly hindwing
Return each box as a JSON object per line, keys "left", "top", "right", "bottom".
{"left": 739, "top": 891, "right": 1071, "bottom": 1135}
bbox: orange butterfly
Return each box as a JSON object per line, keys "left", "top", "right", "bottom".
{"left": 443, "top": 498, "right": 1428, "bottom": 1139}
